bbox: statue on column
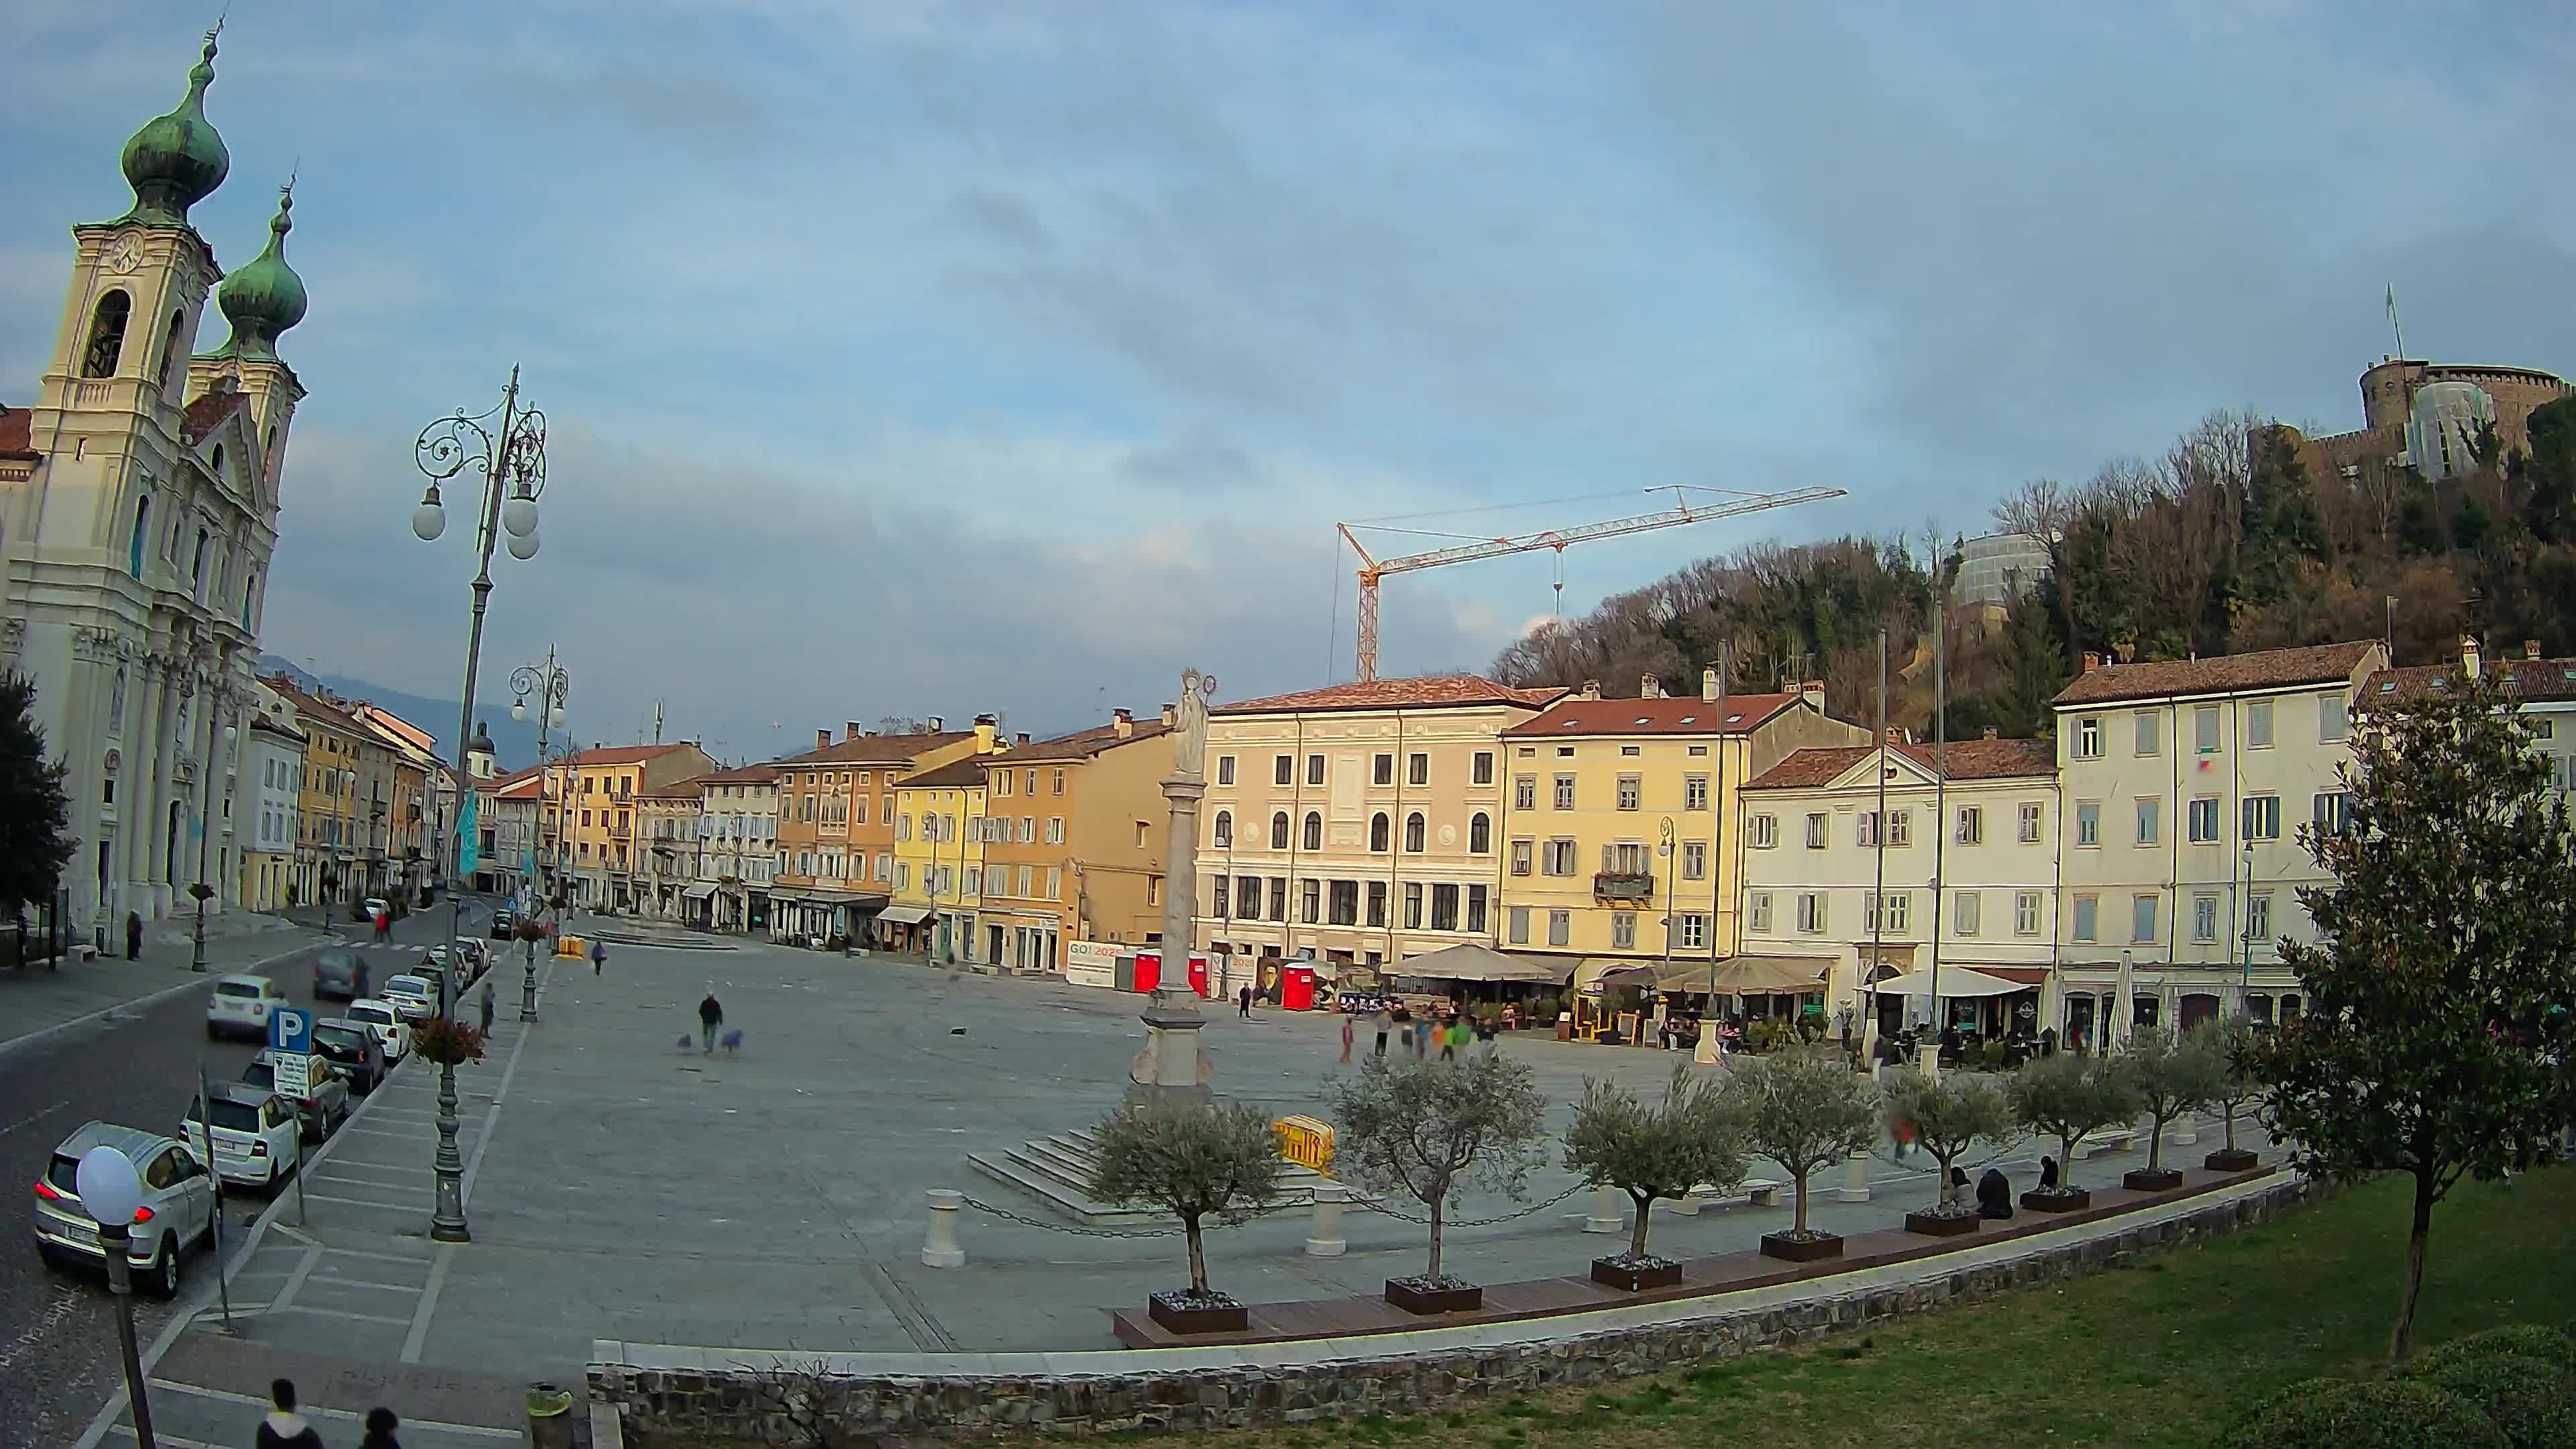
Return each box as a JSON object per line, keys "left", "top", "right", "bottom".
{"left": 1171, "top": 669, "right": 1216, "bottom": 780}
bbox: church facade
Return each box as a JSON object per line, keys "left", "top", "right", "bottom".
{"left": 0, "top": 29, "right": 310, "bottom": 938}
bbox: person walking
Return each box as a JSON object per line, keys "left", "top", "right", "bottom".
{"left": 360, "top": 1405, "right": 403, "bottom": 1448}
{"left": 256, "top": 1378, "right": 325, "bottom": 1448}
{"left": 591, "top": 939, "right": 606, "bottom": 976}
{"left": 478, "top": 980, "right": 494, "bottom": 1037}
{"left": 1238, "top": 985, "right": 1253, "bottom": 1019}
{"left": 125, "top": 910, "right": 143, "bottom": 961}
{"left": 374, "top": 906, "right": 391, "bottom": 945}
{"left": 1373, "top": 1008, "right": 1390, "bottom": 1058}
{"left": 698, "top": 989, "right": 724, "bottom": 1054}
{"left": 1340, "top": 1015, "right": 1354, "bottom": 1064}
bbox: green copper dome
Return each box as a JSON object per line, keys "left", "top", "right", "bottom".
{"left": 119, "top": 32, "right": 229, "bottom": 225}
{"left": 212, "top": 186, "right": 307, "bottom": 360}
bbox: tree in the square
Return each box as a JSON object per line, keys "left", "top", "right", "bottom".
{"left": 1882, "top": 1069, "right": 2015, "bottom": 1212}
{"left": 2190, "top": 1017, "right": 2267, "bottom": 1161}
{"left": 0, "top": 672, "right": 74, "bottom": 938}
{"left": 2125, "top": 1025, "right": 2227, "bottom": 1174}
{"left": 1327, "top": 1053, "right": 1550, "bottom": 1285}
{"left": 2009, "top": 1051, "right": 2141, "bottom": 1189}
{"left": 2259, "top": 667, "right": 2576, "bottom": 1365}
{"left": 1086, "top": 1099, "right": 1285, "bottom": 1301}
{"left": 1562, "top": 1063, "right": 1748, "bottom": 1263}
{"left": 1733, "top": 1045, "right": 1879, "bottom": 1238}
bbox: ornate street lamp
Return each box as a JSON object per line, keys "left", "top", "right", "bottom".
{"left": 509, "top": 649, "right": 571, "bottom": 1022}
{"left": 189, "top": 718, "right": 238, "bottom": 973}
{"left": 410, "top": 366, "right": 549, "bottom": 1244}
{"left": 76, "top": 1146, "right": 157, "bottom": 1448}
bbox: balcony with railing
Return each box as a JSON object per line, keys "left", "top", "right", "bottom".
{"left": 1593, "top": 871, "right": 1655, "bottom": 902}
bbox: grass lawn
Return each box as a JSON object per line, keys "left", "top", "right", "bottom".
{"left": 1165, "top": 1167, "right": 2576, "bottom": 1449}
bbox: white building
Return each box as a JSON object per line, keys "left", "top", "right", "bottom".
{"left": 1740, "top": 733, "right": 2061, "bottom": 1041}
{"left": 1, "top": 33, "right": 308, "bottom": 941}
{"left": 693, "top": 763, "right": 779, "bottom": 932}
{"left": 2367, "top": 637, "right": 2576, "bottom": 799}
{"left": 239, "top": 706, "right": 302, "bottom": 912}
{"left": 2050, "top": 640, "right": 2387, "bottom": 1044}
{"left": 1950, "top": 531, "right": 2049, "bottom": 611}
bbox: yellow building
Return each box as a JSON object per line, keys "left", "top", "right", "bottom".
{"left": 262, "top": 676, "right": 366, "bottom": 909}
{"left": 553, "top": 743, "right": 716, "bottom": 911}
{"left": 889, "top": 732, "right": 1006, "bottom": 962}
{"left": 975, "top": 707, "right": 1175, "bottom": 973}
{"left": 768, "top": 719, "right": 987, "bottom": 945}
{"left": 1494, "top": 672, "right": 1868, "bottom": 986}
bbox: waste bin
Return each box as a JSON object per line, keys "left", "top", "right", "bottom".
{"left": 525, "top": 1381, "right": 575, "bottom": 1449}
{"left": 1556, "top": 1011, "right": 1573, "bottom": 1042}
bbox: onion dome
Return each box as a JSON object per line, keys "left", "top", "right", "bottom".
{"left": 211, "top": 185, "right": 307, "bottom": 361}
{"left": 119, "top": 31, "right": 230, "bottom": 225}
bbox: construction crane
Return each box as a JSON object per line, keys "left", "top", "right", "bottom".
{"left": 1338, "top": 485, "right": 1847, "bottom": 682}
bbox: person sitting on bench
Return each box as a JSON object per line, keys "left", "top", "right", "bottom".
{"left": 2039, "top": 1155, "right": 2060, "bottom": 1191}
{"left": 1977, "top": 1167, "right": 2015, "bottom": 1220}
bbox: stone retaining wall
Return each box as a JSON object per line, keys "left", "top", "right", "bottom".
{"left": 594, "top": 1178, "right": 2307, "bottom": 1441}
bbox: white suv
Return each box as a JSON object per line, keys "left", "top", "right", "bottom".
{"left": 32, "top": 1122, "right": 215, "bottom": 1298}
{"left": 343, "top": 1000, "right": 413, "bottom": 1063}
{"left": 205, "top": 973, "right": 286, "bottom": 1041}
{"left": 181, "top": 1084, "right": 301, "bottom": 1190}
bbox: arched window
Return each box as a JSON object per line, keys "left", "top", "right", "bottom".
{"left": 1469, "top": 812, "right": 1491, "bottom": 853}
{"left": 158, "top": 311, "right": 184, "bottom": 390}
{"left": 128, "top": 493, "right": 150, "bottom": 578}
{"left": 1369, "top": 812, "right": 1389, "bottom": 852}
{"left": 1302, "top": 812, "right": 1322, "bottom": 851}
{"left": 1212, "top": 810, "right": 1232, "bottom": 848}
{"left": 210, "top": 444, "right": 225, "bottom": 482}
{"left": 192, "top": 528, "right": 210, "bottom": 598}
{"left": 83, "top": 290, "right": 131, "bottom": 378}
{"left": 1405, "top": 812, "right": 1426, "bottom": 853}
{"left": 1270, "top": 811, "right": 1290, "bottom": 850}
{"left": 241, "top": 570, "right": 256, "bottom": 629}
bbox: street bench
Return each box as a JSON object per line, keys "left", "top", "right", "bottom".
{"left": 2077, "top": 1128, "right": 2137, "bottom": 1159}
{"left": 1670, "top": 1177, "right": 1786, "bottom": 1215}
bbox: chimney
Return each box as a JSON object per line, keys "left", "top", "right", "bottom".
{"left": 926, "top": 715, "right": 944, "bottom": 732}
{"left": 1800, "top": 679, "right": 1826, "bottom": 713}
{"left": 2526, "top": 639, "right": 2544, "bottom": 661}
{"left": 1112, "top": 708, "right": 1134, "bottom": 739}
{"left": 816, "top": 728, "right": 831, "bottom": 749}
{"left": 2461, "top": 633, "right": 2481, "bottom": 681}
{"left": 1885, "top": 725, "right": 1906, "bottom": 745}
{"left": 1161, "top": 702, "right": 1178, "bottom": 729}
{"left": 1700, "top": 667, "right": 1719, "bottom": 703}
{"left": 973, "top": 712, "right": 999, "bottom": 751}
{"left": 1580, "top": 679, "right": 1601, "bottom": 701}
{"left": 1015, "top": 731, "right": 1031, "bottom": 747}
{"left": 1640, "top": 674, "right": 1663, "bottom": 699}
{"left": 1983, "top": 726, "right": 1999, "bottom": 741}
{"left": 846, "top": 720, "right": 863, "bottom": 742}
{"left": 2083, "top": 651, "right": 2102, "bottom": 674}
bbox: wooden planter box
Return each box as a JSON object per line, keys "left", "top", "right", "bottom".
{"left": 1384, "top": 1277, "right": 1483, "bottom": 1314}
{"left": 1758, "top": 1231, "right": 1843, "bottom": 1263}
{"left": 1146, "top": 1291, "right": 1248, "bottom": 1335}
{"left": 1590, "top": 1256, "right": 1684, "bottom": 1291}
{"left": 2123, "top": 1167, "right": 2186, "bottom": 1192}
{"left": 1904, "top": 1208, "right": 1982, "bottom": 1238}
{"left": 2204, "top": 1148, "right": 2260, "bottom": 1173}
{"left": 2020, "top": 1187, "right": 2092, "bottom": 1213}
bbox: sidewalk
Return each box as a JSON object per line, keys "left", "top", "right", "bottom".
{"left": 0, "top": 917, "right": 336, "bottom": 1059}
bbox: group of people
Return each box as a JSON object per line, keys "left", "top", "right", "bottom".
{"left": 256, "top": 1377, "right": 402, "bottom": 1446}
{"left": 1338, "top": 1003, "right": 1495, "bottom": 1064}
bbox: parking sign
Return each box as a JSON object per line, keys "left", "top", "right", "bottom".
{"left": 268, "top": 1006, "right": 312, "bottom": 1055}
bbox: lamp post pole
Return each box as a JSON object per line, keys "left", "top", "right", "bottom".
{"left": 76, "top": 1146, "right": 156, "bottom": 1448}
{"left": 411, "top": 366, "right": 549, "bottom": 1244}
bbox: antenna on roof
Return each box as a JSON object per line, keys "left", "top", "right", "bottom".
{"left": 2385, "top": 282, "right": 2404, "bottom": 361}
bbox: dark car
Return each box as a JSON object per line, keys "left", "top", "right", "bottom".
{"left": 489, "top": 908, "right": 517, "bottom": 941}
{"left": 311, "top": 1018, "right": 386, "bottom": 1095}
{"left": 313, "top": 949, "right": 365, "bottom": 1002}
{"left": 243, "top": 1053, "right": 350, "bottom": 1141}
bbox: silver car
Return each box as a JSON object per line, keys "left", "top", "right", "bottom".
{"left": 32, "top": 1122, "right": 216, "bottom": 1298}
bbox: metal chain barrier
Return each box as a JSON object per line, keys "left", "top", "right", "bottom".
{"left": 957, "top": 1194, "right": 1188, "bottom": 1238}
{"left": 1357, "top": 1181, "right": 1585, "bottom": 1228}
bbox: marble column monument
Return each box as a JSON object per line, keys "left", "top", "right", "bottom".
{"left": 1128, "top": 668, "right": 1218, "bottom": 1108}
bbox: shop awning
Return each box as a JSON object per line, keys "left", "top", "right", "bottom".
{"left": 680, "top": 883, "right": 717, "bottom": 901}
{"left": 1874, "top": 965, "right": 2027, "bottom": 998}
{"left": 1395, "top": 943, "right": 1580, "bottom": 984}
{"left": 1710, "top": 955, "right": 1834, "bottom": 995}
{"left": 875, "top": 905, "right": 933, "bottom": 926}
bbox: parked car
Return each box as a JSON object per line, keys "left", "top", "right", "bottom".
{"left": 381, "top": 973, "right": 438, "bottom": 1022}
{"left": 343, "top": 1000, "right": 413, "bottom": 1063}
{"left": 361, "top": 896, "right": 392, "bottom": 922}
{"left": 313, "top": 949, "right": 365, "bottom": 1002}
{"left": 489, "top": 907, "right": 517, "bottom": 941}
{"left": 311, "top": 1018, "right": 387, "bottom": 1094}
{"left": 180, "top": 1084, "right": 301, "bottom": 1189}
{"left": 450, "top": 938, "right": 489, "bottom": 975}
{"left": 205, "top": 973, "right": 286, "bottom": 1041}
{"left": 32, "top": 1122, "right": 215, "bottom": 1298}
{"left": 244, "top": 1052, "right": 350, "bottom": 1140}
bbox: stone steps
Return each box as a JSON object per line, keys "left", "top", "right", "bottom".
{"left": 966, "top": 1126, "right": 1356, "bottom": 1226}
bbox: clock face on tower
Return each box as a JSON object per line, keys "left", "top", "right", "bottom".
{"left": 104, "top": 233, "right": 144, "bottom": 276}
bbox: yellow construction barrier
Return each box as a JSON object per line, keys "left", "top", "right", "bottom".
{"left": 1273, "top": 1115, "right": 1335, "bottom": 1176}
{"left": 555, "top": 934, "right": 584, "bottom": 959}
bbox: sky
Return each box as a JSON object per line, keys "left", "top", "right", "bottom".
{"left": 7, "top": 1, "right": 2574, "bottom": 764}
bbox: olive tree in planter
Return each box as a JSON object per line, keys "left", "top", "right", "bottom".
{"left": 1562, "top": 1064, "right": 1748, "bottom": 1290}
{"left": 2008, "top": 1051, "right": 2140, "bottom": 1212}
{"left": 1326, "top": 1053, "right": 1550, "bottom": 1313}
{"left": 1736, "top": 1046, "right": 1879, "bottom": 1262}
{"left": 1085, "top": 1099, "right": 1287, "bottom": 1334}
{"left": 2193, "top": 1017, "right": 2265, "bottom": 1172}
{"left": 2122, "top": 1025, "right": 2227, "bottom": 1191}
{"left": 1884, "top": 1069, "right": 2016, "bottom": 1237}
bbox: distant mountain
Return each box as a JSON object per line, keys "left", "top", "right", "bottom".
{"left": 256, "top": 654, "right": 553, "bottom": 771}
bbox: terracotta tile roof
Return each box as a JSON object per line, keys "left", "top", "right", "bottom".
{"left": 246, "top": 714, "right": 306, "bottom": 745}
{"left": 773, "top": 731, "right": 973, "bottom": 766}
{"left": 1745, "top": 737, "right": 2056, "bottom": 791}
{"left": 1216, "top": 675, "right": 1565, "bottom": 716}
{"left": 563, "top": 743, "right": 696, "bottom": 766}
{"left": 902, "top": 757, "right": 991, "bottom": 790}
{"left": 258, "top": 675, "right": 368, "bottom": 737}
{"left": 1501, "top": 693, "right": 1801, "bottom": 738}
{"left": 696, "top": 762, "right": 782, "bottom": 784}
{"left": 2051, "top": 641, "right": 2382, "bottom": 707}
{"left": 180, "top": 389, "right": 250, "bottom": 447}
{"left": 635, "top": 779, "right": 709, "bottom": 800}
{"left": 0, "top": 405, "right": 39, "bottom": 462}
{"left": 2366, "top": 656, "right": 2576, "bottom": 705}
{"left": 991, "top": 719, "right": 1172, "bottom": 763}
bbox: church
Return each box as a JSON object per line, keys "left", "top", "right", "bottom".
{"left": 0, "top": 28, "right": 309, "bottom": 941}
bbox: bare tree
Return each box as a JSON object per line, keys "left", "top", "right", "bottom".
{"left": 1994, "top": 477, "right": 2082, "bottom": 670}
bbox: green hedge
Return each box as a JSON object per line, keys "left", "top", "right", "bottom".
{"left": 2414, "top": 1325, "right": 2576, "bottom": 1377}
{"left": 2410, "top": 1354, "right": 2576, "bottom": 1449}
{"left": 2216, "top": 1376, "right": 2508, "bottom": 1448}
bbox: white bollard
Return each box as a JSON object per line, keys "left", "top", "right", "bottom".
{"left": 1668, "top": 1189, "right": 1701, "bottom": 1218}
{"left": 1835, "top": 1145, "right": 1872, "bottom": 1203}
{"left": 1582, "top": 1185, "right": 1625, "bottom": 1234}
{"left": 1305, "top": 1182, "right": 1348, "bottom": 1256}
{"left": 2172, "top": 1112, "right": 2198, "bottom": 1147}
{"left": 922, "top": 1188, "right": 966, "bottom": 1269}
